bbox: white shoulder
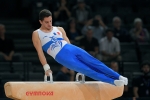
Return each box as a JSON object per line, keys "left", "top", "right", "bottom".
{"left": 56, "top": 26, "right": 64, "bottom": 30}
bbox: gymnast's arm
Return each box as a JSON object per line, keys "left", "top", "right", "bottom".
{"left": 32, "top": 31, "right": 52, "bottom": 75}
{"left": 57, "top": 27, "right": 71, "bottom": 44}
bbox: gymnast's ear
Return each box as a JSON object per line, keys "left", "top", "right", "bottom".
{"left": 39, "top": 20, "right": 42, "bottom": 25}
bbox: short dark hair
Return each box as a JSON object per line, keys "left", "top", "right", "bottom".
{"left": 105, "top": 28, "right": 114, "bottom": 34}
{"left": 39, "top": 9, "right": 52, "bottom": 21}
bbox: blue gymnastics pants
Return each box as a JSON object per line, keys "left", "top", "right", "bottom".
{"left": 55, "top": 44, "right": 120, "bottom": 85}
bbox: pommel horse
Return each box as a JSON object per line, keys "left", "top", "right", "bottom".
{"left": 4, "top": 73, "right": 124, "bottom": 100}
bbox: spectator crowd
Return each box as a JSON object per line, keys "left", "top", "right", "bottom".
{"left": 0, "top": 0, "right": 150, "bottom": 100}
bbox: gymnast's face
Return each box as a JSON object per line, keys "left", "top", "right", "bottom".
{"left": 40, "top": 16, "right": 52, "bottom": 30}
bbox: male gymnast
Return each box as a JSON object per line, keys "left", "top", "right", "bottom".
{"left": 32, "top": 9, "right": 128, "bottom": 86}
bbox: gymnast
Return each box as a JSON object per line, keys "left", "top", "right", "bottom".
{"left": 32, "top": 9, "right": 128, "bottom": 86}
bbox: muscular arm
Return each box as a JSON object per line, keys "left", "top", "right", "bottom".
{"left": 57, "top": 27, "right": 71, "bottom": 44}
{"left": 32, "top": 31, "right": 48, "bottom": 66}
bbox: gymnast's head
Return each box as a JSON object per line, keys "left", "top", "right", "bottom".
{"left": 39, "top": 9, "right": 52, "bottom": 30}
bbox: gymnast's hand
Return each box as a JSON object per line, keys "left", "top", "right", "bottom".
{"left": 45, "top": 69, "right": 52, "bottom": 76}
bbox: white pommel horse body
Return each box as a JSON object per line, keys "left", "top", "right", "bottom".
{"left": 4, "top": 73, "right": 124, "bottom": 100}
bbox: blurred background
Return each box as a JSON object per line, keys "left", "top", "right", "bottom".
{"left": 0, "top": 0, "right": 150, "bottom": 100}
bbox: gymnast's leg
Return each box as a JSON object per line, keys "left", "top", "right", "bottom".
{"left": 55, "top": 44, "right": 124, "bottom": 86}
{"left": 74, "top": 46, "right": 128, "bottom": 85}
{"left": 76, "top": 47, "right": 120, "bottom": 79}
